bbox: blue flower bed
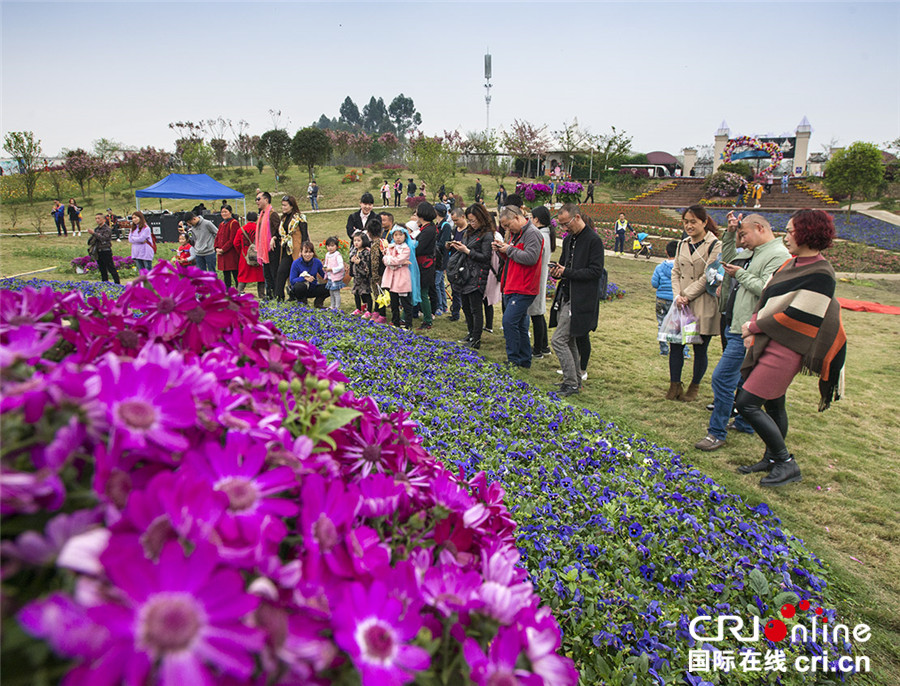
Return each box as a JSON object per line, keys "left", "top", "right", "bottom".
{"left": 701, "top": 209, "right": 900, "bottom": 251}
{"left": 1, "top": 277, "right": 863, "bottom": 685}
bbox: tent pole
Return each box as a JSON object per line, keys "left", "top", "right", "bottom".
{"left": 136, "top": 195, "right": 140, "bottom": 211}
{"left": 242, "top": 197, "right": 247, "bottom": 220}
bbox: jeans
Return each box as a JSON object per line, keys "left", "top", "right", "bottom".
{"left": 96, "top": 250, "right": 120, "bottom": 284}
{"left": 551, "top": 302, "right": 581, "bottom": 389}
{"left": 502, "top": 293, "right": 536, "bottom": 367}
{"left": 435, "top": 270, "right": 447, "bottom": 311}
{"left": 195, "top": 253, "right": 216, "bottom": 272}
{"left": 134, "top": 258, "right": 153, "bottom": 272}
{"left": 614, "top": 234, "right": 625, "bottom": 253}
{"left": 310, "top": 196, "right": 319, "bottom": 210}
{"left": 709, "top": 331, "right": 755, "bottom": 440}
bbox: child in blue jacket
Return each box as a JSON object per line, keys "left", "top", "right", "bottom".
{"left": 651, "top": 241, "right": 680, "bottom": 356}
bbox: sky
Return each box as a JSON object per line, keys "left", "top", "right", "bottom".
{"left": 2, "top": 1, "right": 899, "bottom": 159}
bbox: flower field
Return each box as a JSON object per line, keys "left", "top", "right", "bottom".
{"left": 582, "top": 205, "right": 683, "bottom": 230}
{"left": 0, "top": 271, "right": 865, "bottom": 685}
{"left": 69, "top": 254, "right": 135, "bottom": 274}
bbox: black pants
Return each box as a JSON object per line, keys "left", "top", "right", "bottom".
{"left": 532, "top": 314, "right": 548, "bottom": 352}
{"left": 390, "top": 291, "right": 413, "bottom": 326}
{"left": 736, "top": 390, "right": 789, "bottom": 461}
{"left": 263, "top": 248, "right": 278, "bottom": 298}
{"left": 614, "top": 235, "right": 625, "bottom": 253}
{"left": 584, "top": 192, "right": 594, "bottom": 203}
{"left": 55, "top": 217, "right": 67, "bottom": 236}
{"left": 576, "top": 334, "right": 591, "bottom": 372}
{"left": 291, "top": 280, "right": 327, "bottom": 306}
{"left": 450, "top": 284, "right": 463, "bottom": 318}
{"left": 354, "top": 293, "right": 373, "bottom": 311}
{"left": 96, "top": 250, "right": 120, "bottom": 284}
{"left": 394, "top": 191, "right": 401, "bottom": 207}
{"left": 222, "top": 269, "right": 238, "bottom": 289}
{"left": 483, "top": 300, "right": 494, "bottom": 330}
{"left": 462, "top": 290, "right": 485, "bottom": 342}
{"left": 274, "top": 251, "right": 293, "bottom": 301}
{"left": 382, "top": 192, "right": 389, "bottom": 206}
{"left": 670, "top": 335, "right": 712, "bottom": 384}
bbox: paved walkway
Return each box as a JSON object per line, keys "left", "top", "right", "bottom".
{"left": 852, "top": 202, "right": 900, "bottom": 227}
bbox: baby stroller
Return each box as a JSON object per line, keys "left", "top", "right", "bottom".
{"left": 632, "top": 232, "right": 652, "bottom": 259}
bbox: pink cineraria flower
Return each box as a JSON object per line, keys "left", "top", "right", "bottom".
{"left": 358, "top": 473, "right": 405, "bottom": 518}
{"left": 2, "top": 508, "right": 103, "bottom": 568}
{"left": 334, "top": 414, "right": 408, "bottom": 478}
{"left": 463, "top": 627, "right": 542, "bottom": 686}
{"left": 300, "top": 473, "right": 360, "bottom": 579}
{"left": 0, "top": 326, "right": 58, "bottom": 367}
{"left": 477, "top": 541, "right": 534, "bottom": 625}
{"left": 187, "top": 433, "right": 299, "bottom": 547}
{"left": 119, "top": 268, "right": 202, "bottom": 341}
{"left": 332, "top": 581, "right": 430, "bottom": 686}
{"left": 58, "top": 540, "right": 265, "bottom": 686}
{"left": 0, "top": 468, "right": 65, "bottom": 515}
{"left": 524, "top": 606, "right": 579, "bottom": 686}
{"left": 96, "top": 356, "right": 197, "bottom": 459}
{"left": 420, "top": 563, "right": 482, "bottom": 617}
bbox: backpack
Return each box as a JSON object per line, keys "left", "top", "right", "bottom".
{"left": 446, "top": 248, "right": 474, "bottom": 291}
{"left": 435, "top": 220, "right": 453, "bottom": 271}
{"left": 242, "top": 229, "right": 259, "bottom": 266}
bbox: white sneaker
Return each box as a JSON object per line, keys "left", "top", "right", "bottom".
{"left": 581, "top": 371, "right": 588, "bottom": 381}
{"left": 556, "top": 369, "right": 563, "bottom": 375}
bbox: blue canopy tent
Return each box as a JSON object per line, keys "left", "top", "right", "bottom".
{"left": 135, "top": 173, "right": 246, "bottom": 217}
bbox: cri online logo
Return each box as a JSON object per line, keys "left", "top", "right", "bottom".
{"left": 689, "top": 600, "right": 870, "bottom": 646}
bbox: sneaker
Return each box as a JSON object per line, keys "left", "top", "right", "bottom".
{"left": 532, "top": 351, "right": 544, "bottom": 359}
{"left": 540, "top": 348, "right": 551, "bottom": 355}
{"left": 581, "top": 371, "right": 588, "bottom": 381}
{"left": 458, "top": 335, "right": 473, "bottom": 343}
{"left": 694, "top": 435, "right": 726, "bottom": 452}
{"left": 759, "top": 457, "right": 802, "bottom": 487}
{"left": 484, "top": 328, "right": 494, "bottom": 334}
{"left": 351, "top": 309, "right": 363, "bottom": 316}
{"left": 419, "top": 323, "right": 432, "bottom": 330}
{"left": 706, "top": 403, "right": 715, "bottom": 411}
{"left": 448, "top": 315, "right": 460, "bottom": 322}
{"left": 557, "top": 385, "right": 580, "bottom": 398}
{"left": 434, "top": 310, "right": 444, "bottom": 317}
{"left": 556, "top": 369, "right": 563, "bottom": 375}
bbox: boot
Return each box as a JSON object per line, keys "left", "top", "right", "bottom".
{"left": 680, "top": 383, "right": 700, "bottom": 402}
{"left": 759, "top": 456, "right": 802, "bottom": 487}
{"left": 738, "top": 449, "right": 775, "bottom": 474}
{"left": 666, "top": 382, "right": 684, "bottom": 400}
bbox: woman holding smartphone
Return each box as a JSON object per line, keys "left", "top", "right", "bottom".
{"left": 447, "top": 204, "right": 495, "bottom": 349}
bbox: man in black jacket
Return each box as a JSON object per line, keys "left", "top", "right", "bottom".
{"left": 549, "top": 203, "right": 605, "bottom": 397}
{"left": 474, "top": 178, "right": 483, "bottom": 203}
{"left": 346, "top": 193, "right": 376, "bottom": 239}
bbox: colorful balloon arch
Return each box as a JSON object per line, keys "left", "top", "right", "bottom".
{"left": 722, "top": 136, "right": 784, "bottom": 176}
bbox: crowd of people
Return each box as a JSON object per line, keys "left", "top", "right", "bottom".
{"left": 100, "top": 191, "right": 847, "bottom": 489}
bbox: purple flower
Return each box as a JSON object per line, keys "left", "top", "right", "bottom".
{"left": 300, "top": 473, "right": 360, "bottom": 579}
{"left": 2, "top": 509, "right": 103, "bottom": 567}
{"left": 463, "top": 627, "right": 540, "bottom": 686}
{"left": 0, "top": 468, "right": 65, "bottom": 515}
{"left": 358, "top": 473, "right": 405, "bottom": 518}
{"left": 333, "top": 580, "right": 430, "bottom": 686}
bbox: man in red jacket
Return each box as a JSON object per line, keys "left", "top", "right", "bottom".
{"left": 495, "top": 206, "right": 544, "bottom": 368}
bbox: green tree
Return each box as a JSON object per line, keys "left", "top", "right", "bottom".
{"left": 406, "top": 134, "right": 457, "bottom": 199}
{"left": 3, "top": 131, "right": 44, "bottom": 204}
{"left": 181, "top": 141, "right": 215, "bottom": 174}
{"left": 824, "top": 141, "right": 884, "bottom": 213}
{"left": 119, "top": 150, "right": 144, "bottom": 187}
{"left": 594, "top": 126, "right": 634, "bottom": 172}
{"left": 362, "top": 96, "right": 391, "bottom": 134}
{"left": 339, "top": 97, "right": 361, "bottom": 130}
{"left": 45, "top": 165, "right": 68, "bottom": 199}
{"left": 92, "top": 137, "right": 123, "bottom": 163}
{"left": 291, "top": 127, "right": 333, "bottom": 181}
{"left": 209, "top": 139, "right": 228, "bottom": 166}
{"left": 388, "top": 94, "right": 422, "bottom": 139}
{"left": 258, "top": 129, "right": 292, "bottom": 187}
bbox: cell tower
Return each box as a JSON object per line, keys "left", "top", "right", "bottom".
{"left": 484, "top": 50, "right": 492, "bottom": 134}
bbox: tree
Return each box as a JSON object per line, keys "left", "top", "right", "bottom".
{"left": 291, "top": 127, "right": 333, "bottom": 181}
{"left": 406, "top": 134, "right": 458, "bottom": 199}
{"left": 181, "top": 141, "right": 215, "bottom": 174}
{"left": 141, "top": 146, "right": 170, "bottom": 181}
{"left": 64, "top": 149, "right": 95, "bottom": 198}
{"left": 234, "top": 133, "right": 256, "bottom": 167}
{"left": 119, "top": 150, "right": 144, "bottom": 187}
{"left": 3, "top": 131, "right": 44, "bottom": 204}
{"left": 824, "top": 141, "right": 884, "bottom": 213}
{"left": 388, "top": 94, "right": 422, "bottom": 139}
{"left": 44, "top": 164, "right": 68, "bottom": 199}
{"left": 593, "top": 126, "right": 633, "bottom": 172}
{"left": 92, "top": 158, "right": 115, "bottom": 203}
{"left": 501, "top": 120, "right": 550, "bottom": 178}
{"left": 339, "top": 97, "right": 361, "bottom": 130}
{"left": 209, "top": 139, "right": 228, "bottom": 166}
{"left": 93, "top": 137, "right": 123, "bottom": 163}
{"left": 362, "top": 96, "right": 391, "bottom": 134}
{"left": 258, "top": 129, "right": 292, "bottom": 186}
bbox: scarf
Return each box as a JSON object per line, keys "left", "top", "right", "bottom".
{"left": 742, "top": 256, "right": 847, "bottom": 411}
{"left": 256, "top": 205, "right": 272, "bottom": 264}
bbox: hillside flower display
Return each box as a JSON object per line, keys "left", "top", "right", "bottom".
{"left": 0, "top": 263, "right": 576, "bottom": 686}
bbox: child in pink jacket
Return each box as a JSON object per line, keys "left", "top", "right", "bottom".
{"left": 382, "top": 225, "right": 419, "bottom": 328}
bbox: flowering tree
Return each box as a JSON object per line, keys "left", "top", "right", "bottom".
{"left": 63, "top": 149, "right": 95, "bottom": 198}
{"left": 0, "top": 263, "right": 578, "bottom": 686}
{"left": 119, "top": 150, "right": 144, "bottom": 187}
{"left": 141, "top": 146, "right": 170, "bottom": 182}
{"left": 43, "top": 164, "right": 68, "bottom": 200}
{"left": 209, "top": 138, "right": 228, "bottom": 166}
{"left": 91, "top": 158, "right": 116, "bottom": 203}
{"left": 3, "top": 131, "right": 43, "bottom": 204}
{"left": 501, "top": 120, "right": 550, "bottom": 178}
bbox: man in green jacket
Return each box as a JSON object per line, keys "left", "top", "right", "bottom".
{"left": 695, "top": 212, "right": 790, "bottom": 453}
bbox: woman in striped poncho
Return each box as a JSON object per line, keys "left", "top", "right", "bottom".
{"left": 735, "top": 209, "right": 847, "bottom": 487}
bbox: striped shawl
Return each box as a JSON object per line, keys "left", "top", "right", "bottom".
{"left": 742, "top": 256, "right": 846, "bottom": 411}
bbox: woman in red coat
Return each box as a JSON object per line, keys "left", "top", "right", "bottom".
{"left": 233, "top": 211, "right": 265, "bottom": 298}
{"left": 215, "top": 205, "right": 241, "bottom": 288}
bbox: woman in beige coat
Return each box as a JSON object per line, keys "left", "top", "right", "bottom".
{"left": 667, "top": 205, "right": 722, "bottom": 401}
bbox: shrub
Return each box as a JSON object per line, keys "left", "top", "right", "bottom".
{"left": 702, "top": 171, "right": 745, "bottom": 198}
{"left": 406, "top": 195, "right": 427, "bottom": 210}
{"left": 718, "top": 161, "right": 754, "bottom": 179}
{"left": 334, "top": 164, "right": 346, "bottom": 175}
